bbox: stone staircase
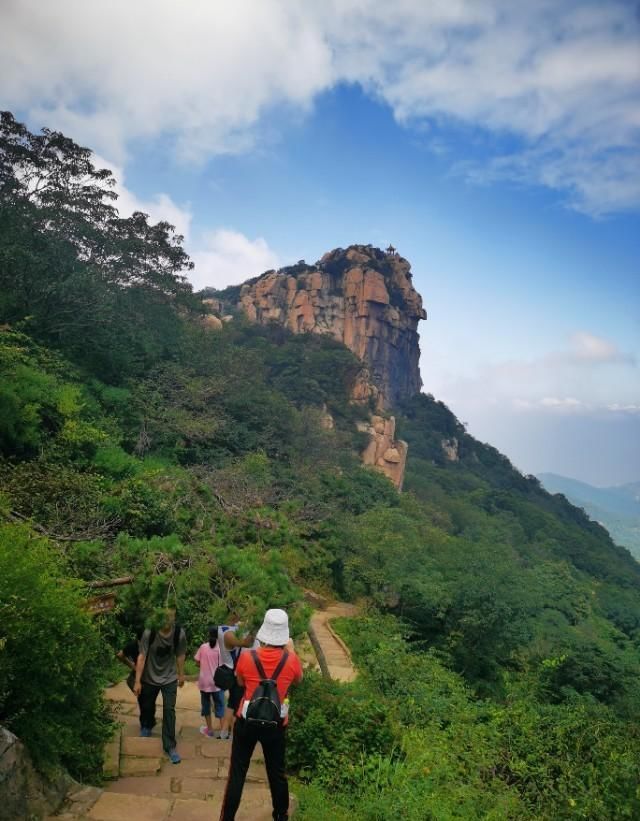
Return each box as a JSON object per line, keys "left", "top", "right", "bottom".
{"left": 49, "top": 681, "right": 295, "bottom": 821}
{"left": 48, "top": 604, "right": 357, "bottom": 821}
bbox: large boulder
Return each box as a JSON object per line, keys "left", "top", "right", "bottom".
{"left": 357, "top": 415, "right": 408, "bottom": 490}
{"left": 0, "top": 726, "right": 73, "bottom": 820}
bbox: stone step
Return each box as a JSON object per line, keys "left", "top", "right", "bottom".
{"left": 198, "top": 738, "right": 263, "bottom": 763}
{"left": 112, "top": 752, "right": 267, "bottom": 782}
{"left": 103, "top": 775, "right": 270, "bottom": 801}
{"left": 122, "top": 736, "right": 165, "bottom": 757}
{"left": 119, "top": 757, "right": 164, "bottom": 778}
{"left": 79, "top": 785, "right": 296, "bottom": 821}
{"left": 97, "top": 674, "right": 303, "bottom": 820}
{"left": 104, "top": 774, "right": 222, "bottom": 801}
{"left": 102, "top": 729, "right": 121, "bottom": 780}
{"left": 154, "top": 756, "right": 267, "bottom": 782}
{"left": 117, "top": 732, "right": 263, "bottom": 763}
{"left": 116, "top": 715, "right": 268, "bottom": 759}
{"left": 119, "top": 716, "right": 185, "bottom": 739}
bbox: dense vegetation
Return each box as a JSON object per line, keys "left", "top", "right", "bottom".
{"left": 1, "top": 113, "right": 639, "bottom": 816}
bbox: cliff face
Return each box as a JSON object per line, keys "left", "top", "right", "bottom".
{"left": 237, "top": 245, "right": 426, "bottom": 409}
{"left": 213, "top": 245, "right": 426, "bottom": 490}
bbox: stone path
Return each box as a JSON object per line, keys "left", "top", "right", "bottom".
{"left": 49, "top": 601, "right": 357, "bottom": 821}
{"left": 49, "top": 680, "right": 294, "bottom": 821}
{"left": 309, "top": 603, "right": 358, "bottom": 683}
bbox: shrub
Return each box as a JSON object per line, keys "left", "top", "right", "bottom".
{"left": 288, "top": 671, "right": 396, "bottom": 789}
{"left": 492, "top": 697, "right": 640, "bottom": 819}
{"left": 0, "top": 460, "right": 110, "bottom": 540}
{"left": 0, "top": 523, "right": 111, "bottom": 780}
{"left": 102, "top": 477, "right": 175, "bottom": 536}
{"left": 93, "top": 445, "right": 140, "bottom": 479}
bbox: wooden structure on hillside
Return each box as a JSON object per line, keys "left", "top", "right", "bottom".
{"left": 85, "top": 575, "right": 133, "bottom": 616}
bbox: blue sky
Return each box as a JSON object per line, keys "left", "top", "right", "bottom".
{"left": 2, "top": 0, "right": 639, "bottom": 485}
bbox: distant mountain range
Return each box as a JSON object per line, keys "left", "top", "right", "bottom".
{"left": 537, "top": 473, "right": 640, "bottom": 560}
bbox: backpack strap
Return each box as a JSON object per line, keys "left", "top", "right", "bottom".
{"left": 149, "top": 629, "right": 156, "bottom": 647}
{"left": 251, "top": 649, "right": 267, "bottom": 680}
{"left": 272, "top": 651, "right": 289, "bottom": 682}
{"left": 251, "top": 650, "right": 289, "bottom": 681}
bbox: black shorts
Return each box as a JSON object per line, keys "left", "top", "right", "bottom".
{"left": 227, "top": 679, "right": 244, "bottom": 711}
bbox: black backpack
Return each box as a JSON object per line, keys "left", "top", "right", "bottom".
{"left": 245, "top": 650, "right": 289, "bottom": 727}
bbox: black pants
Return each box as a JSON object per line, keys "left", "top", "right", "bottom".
{"left": 138, "top": 679, "right": 178, "bottom": 753}
{"left": 220, "top": 719, "right": 288, "bottom": 821}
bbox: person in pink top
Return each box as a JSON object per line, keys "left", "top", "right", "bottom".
{"left": 194, "top": 626, "right": 225, "bottom": 738}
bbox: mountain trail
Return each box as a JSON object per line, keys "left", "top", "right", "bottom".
{"left": 47, "top": 680, "right": 294, "bottom": 821}
{"left": 48, "top": 601, "right": 359, "bottom": 820}
{"left": 308, "top": 602, "right": 358, "bottom": 683}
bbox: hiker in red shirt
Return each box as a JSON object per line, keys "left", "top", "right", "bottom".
{"left": 219, "top": 608, "right": 303, "bottom": 821}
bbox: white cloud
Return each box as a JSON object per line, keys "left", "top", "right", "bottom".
{"left": 189, "top": 229, "right": 280, "bottom": 291}
{"left": 0, "top": 0, "right": 333, "bottom": 164}
{"left": 428, "top": 330, "right": 639, "bottom": 417}
{"left": 513, "top": 397, "right": 587, "bottom": 413}
{"left": 90, "top": 156, "right": 274, "bottom": 291}
{"left": 607, "top": 403, "right": 640, "bottom": 414}
{"left": 570, "top": 331, "right": 625, "bottom": 362}
{"left": 1, "top": 0, "right": 638, "bottom": 214}
{"left": 539, "top": 397, "right": 583, "bottom": 409}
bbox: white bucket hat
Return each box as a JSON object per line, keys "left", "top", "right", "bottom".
{"left": 256, "top": 608, "right": 290, "bottom": 646}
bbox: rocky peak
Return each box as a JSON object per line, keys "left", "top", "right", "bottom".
{"left": 236, "top": 244, "right": 426, "bottom": 409}
{"left": 208, "top": 245, "right": 426, "bottom": 490}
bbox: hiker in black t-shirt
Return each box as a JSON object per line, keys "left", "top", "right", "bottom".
{"left": 134, "top": 607, "right": 187, "bottom": 764}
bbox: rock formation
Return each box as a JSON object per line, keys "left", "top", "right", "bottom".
{"left": 236, "top": 245, "right": 426, "bottom": 409}
{"left": 358, "top": 415, "right": 408, "bottom": 491}
{"left": 441, "top": 437, "right": 460, "bottom": 462}
{"left": 212, "top": 245, "right": 426, "bottom": 490}
{"left": 0, "top": 726, "right": 74, "bottom": 819}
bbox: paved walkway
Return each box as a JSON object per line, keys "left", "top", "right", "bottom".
{"left": 49, "top": 680, "right": 293, "bottom": 821}
{"left": 309, "top": 603, "right": 358, "bottom": 683}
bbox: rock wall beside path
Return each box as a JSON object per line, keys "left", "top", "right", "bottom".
{"left": 0, "top": 725, "right": 73, "bottom": 820}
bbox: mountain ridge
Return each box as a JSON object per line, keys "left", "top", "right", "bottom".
{"left": 538, "top": 472, "right": 640, "bottom": 559}
{"left": 204, "top": 244, "right": 428, "bottom": 489}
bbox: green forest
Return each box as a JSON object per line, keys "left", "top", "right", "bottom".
{"left": 1, "top": 112, "right": 640, "bottom": 820}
